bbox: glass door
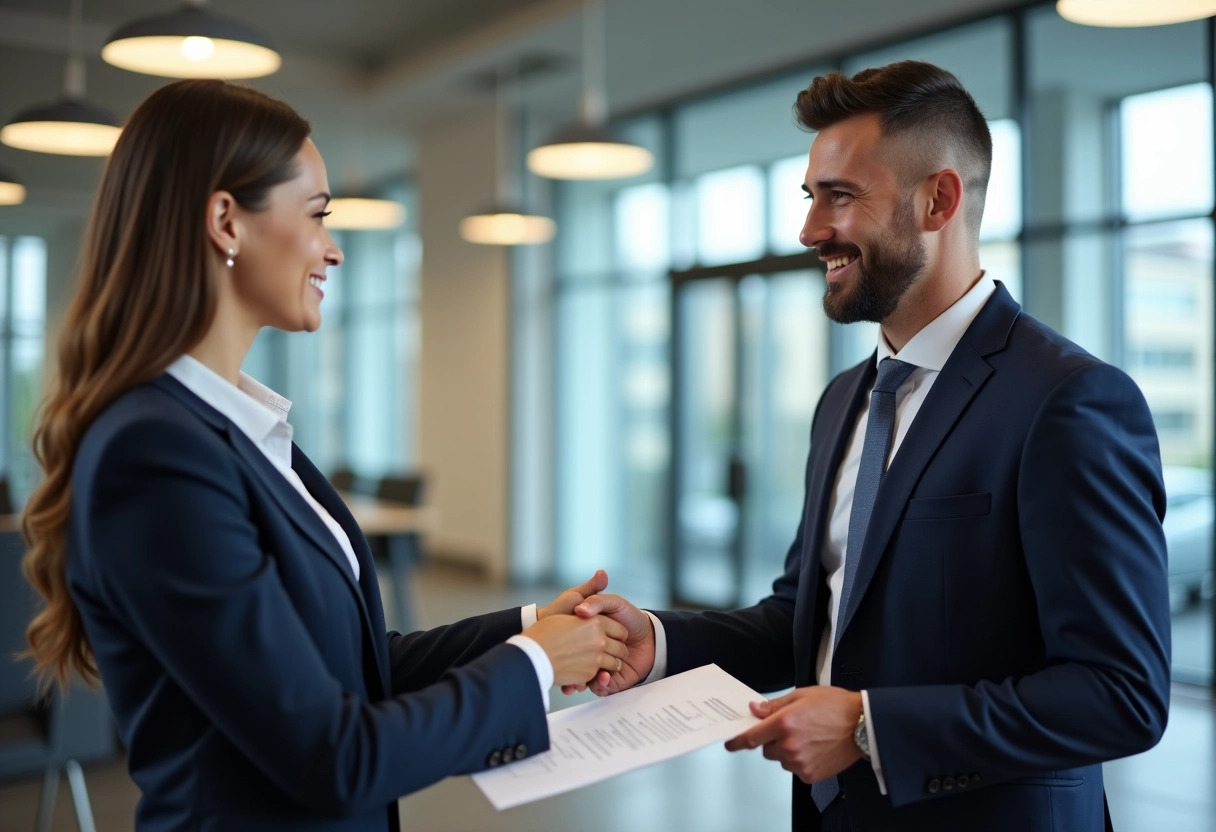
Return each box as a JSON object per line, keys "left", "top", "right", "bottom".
{"left": 671, "top": 269, "right": 829, "bottom": 608}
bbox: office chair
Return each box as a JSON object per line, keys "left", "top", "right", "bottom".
{"left": 1, "top": 529, "right": 100, "bottom": 832}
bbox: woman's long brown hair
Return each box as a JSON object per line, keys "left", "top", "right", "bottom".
{"left": 21, "top": 79, "right": 310, "bottom": 689}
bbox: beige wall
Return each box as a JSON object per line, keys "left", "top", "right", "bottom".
{"left": 417, "top": 110, "right": 512, "bottom": 581}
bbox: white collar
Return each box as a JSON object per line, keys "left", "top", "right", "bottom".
{"left": 166, "top": 355, "right": 292, "bottom": 445}
{"left": 876, "top": 273, "right": 998, "bottom": 370}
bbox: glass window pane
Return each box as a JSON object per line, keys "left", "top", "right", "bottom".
{"left": 555, "top": 116, "right": 666, "bottom": 282}
{"left": 556, "top": 282, "right": 670, "bottom": 602}
{"left": 1122, "top": 219, "right": 1213, "bottom": 684}
{"left": 615, "top": 183, "right": 670, "bottom": 273}
{"left": 12, "top": 236, "right": 45, "bottom": 333}
{"left": 1028, "top": 7, "right": 1207, "bottom": 225}
{"left": 674, "top": 68, "right": 828, "bottom": 180}
{"left": 1121, "top": 83, "right": 1213, "bottom": 222}
{"left": 770, "top": 154, "right": 809, "bottom": 255}
{"left": 695, "top": 165, "right": 766, "bottom": 265}
{"left": 981, "top": 119, "right": 1022, "bottom": 242}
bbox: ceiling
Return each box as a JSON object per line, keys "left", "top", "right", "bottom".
{"left": 0, "top": 0, "right": 1028, "bottom": 230}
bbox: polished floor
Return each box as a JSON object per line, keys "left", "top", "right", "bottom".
{"left": 1, "top": 562, "right": 1213, "bottom": 832}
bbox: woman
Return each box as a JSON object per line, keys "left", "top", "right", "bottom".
{"left": 21, "top": 79, "right": 627, "bottom": 831}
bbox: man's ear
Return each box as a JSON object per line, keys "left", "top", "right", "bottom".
{"left": 205, "top": 191, "right": 241, "bottom": 261}
{"left": 923, "top": 168, "right": 963, "bottom": 232}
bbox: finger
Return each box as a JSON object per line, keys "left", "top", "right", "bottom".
{"left": 724, "top": 715, "right": 783, "bottom": 752}
{"left": 599, "top": 617, "right": 630, "bottom": 642}
{"left": 598, "top": 651, "right": 624, "bottom": 672}
{"left": 761, "top": 691, "right": 796, "bottom": 713}
{"left": 576, "top": 593, "right": 626, "bottom": 618}
{"left": 602, "top": 637, "right": 629, "bottom": 660}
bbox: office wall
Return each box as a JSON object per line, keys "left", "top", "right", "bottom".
{"left": 417, "top": 111, "right": 512, "bottom": 581}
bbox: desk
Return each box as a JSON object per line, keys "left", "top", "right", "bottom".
{"left": 340, "top": 494, "right": 433, "bottom": 633}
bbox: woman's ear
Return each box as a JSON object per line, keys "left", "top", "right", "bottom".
{"left": 205, "top": 191, "right": 241, "bottom": 263}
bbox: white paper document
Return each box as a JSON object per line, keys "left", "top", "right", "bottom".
{"left": 472, "top": 663, "right": 762, "bottom": 810}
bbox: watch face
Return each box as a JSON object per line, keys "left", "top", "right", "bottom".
{"left": 854, "top": 717, "right": 871, "bottom": 759}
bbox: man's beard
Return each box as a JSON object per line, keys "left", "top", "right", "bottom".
{"left": 821, "top": 197, "right": 926, "bottom": 325}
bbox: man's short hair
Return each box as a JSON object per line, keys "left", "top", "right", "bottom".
{"left": 795, "top": 60, "right": 993, "bottom": 236}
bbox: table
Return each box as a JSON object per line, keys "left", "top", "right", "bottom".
{"left": 339, "top": 494, "right": 434, "bottom": 633}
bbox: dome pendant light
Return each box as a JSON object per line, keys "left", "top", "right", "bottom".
{"left": 1, "top": 0, "right": 121, "bottom": 157}
{"left": 527, "top": 0, "right": 652, "bottom": 180}
{"left": 102, "top": 0, "right": 281, "bottom": 79}
{"left": 0, "top": 169, "right": 26, "bottom": 205}
{"left": 1057, "top": 0, "right": 1216, "bottom": 27}
{"left": 326, "top": 197, "right": 407, "bottom": 231}
{"left": 461, "top": 63, "right": 556, "bottom": 246}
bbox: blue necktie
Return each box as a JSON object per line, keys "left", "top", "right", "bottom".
{"left": 812, "top": 357, "right": 916, "bottom": 813}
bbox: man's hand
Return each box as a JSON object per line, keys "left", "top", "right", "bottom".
{"left": 538, "top": 569, "right": 610, "bottom": 620}
{"left": 724, "top": 687, "right": 864, "bottom": 784}
{"left": 564, "top": 594, "right": 656, "bottom": 696}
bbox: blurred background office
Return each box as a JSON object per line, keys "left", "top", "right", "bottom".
{"left": 0, "top": 0, "right": 1213, "bottom": 830}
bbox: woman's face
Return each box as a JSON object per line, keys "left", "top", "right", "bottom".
{"left": 230, "top": 139, "right": 343, "bottom": 334}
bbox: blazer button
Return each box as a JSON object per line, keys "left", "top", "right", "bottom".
{"left": 942, "top": 777, "right": 955, "bottom": 791}
{"left": 971, "top": 773, "right": 982, "bottom": 784}
{"left": 927, "top": 778, "right": 941, "bottom": 794}
{"left": 514, "top": 744, "right": 528, "bottom": 760}
{"left": 487, "top": 750, "right": 502, "bottom": 767}
{"left": 501, "top": 747, "right": 515, "bottom": 763}
{"left": 957, "top": 774, "right": 970, "bottom": 788}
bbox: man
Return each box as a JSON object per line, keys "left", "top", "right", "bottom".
{"left": 575, "top": 61, "right": 1171, "bottom": 832}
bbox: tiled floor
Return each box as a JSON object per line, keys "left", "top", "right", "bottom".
{"left": 1, "top": 562, "right": 1212, "bottom": 831}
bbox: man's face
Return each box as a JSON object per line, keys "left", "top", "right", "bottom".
{"left": 799, "top": 113, "right": 927, "bottom": 324}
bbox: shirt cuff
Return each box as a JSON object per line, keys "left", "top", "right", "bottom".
{"left": 506, "top": 634, "right": 552, "bottom": 712}
{"left": 520, "top": 603, "right": 538, "bottom": 630}
{"left": 640, "top": 611, "right": 668, "bottom": 684}
{"left": 861, "top": 689, "right": 887, "bottom": 795}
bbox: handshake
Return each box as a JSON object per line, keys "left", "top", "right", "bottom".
{"left": 520, "top": 569, "right": 655, "bottom": 694}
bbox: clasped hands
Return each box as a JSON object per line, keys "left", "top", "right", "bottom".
{"left": 533, "top": 581, "right": 864, "bottom": 785}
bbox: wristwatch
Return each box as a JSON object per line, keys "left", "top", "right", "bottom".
{"left": 854, "top": 712, "right": 871, "bottom": 761}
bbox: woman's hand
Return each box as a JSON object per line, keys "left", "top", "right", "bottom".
{"left": 537, "top": 569, "right": 609, "bottom": 620}
{"left": 523, "top": 613, "right": 629, "bottom": 687}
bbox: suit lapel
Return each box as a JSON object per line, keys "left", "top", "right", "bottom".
{"left": 835, "top": 285, "right": 1020, "bottom": 642}
{"left": 793, "top": 357, "right": 874, "bottom": 678}
{"left": 151, "top": 375, "right": 389, "bottom": 692}
{"left": 291, "top": 447, "right": 391, "bottom": 690}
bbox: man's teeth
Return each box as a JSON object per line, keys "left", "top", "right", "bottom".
{"left": 827, "top": 256, "right": 857, "bottom": 271}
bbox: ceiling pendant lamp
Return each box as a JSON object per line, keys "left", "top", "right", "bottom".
{"left": 1, "top": 0, "right": 121, "bottom": 157}
{"left": 526, "top": 0, "right": 652, "bottom": 180}
{"left": 461, "top": 64, "right": 556, "bottom": 246}
{"left": 0, "top": 169, "right": 26, "bottom": 205}
{"left": 1057, "top": 0, "right": 1216, "bottom": 26}
{"left": 102, "top": 0, "right": 281, "bottom": 79}
{"left": 326, "top": 197, "right": 407, "bottom": 231}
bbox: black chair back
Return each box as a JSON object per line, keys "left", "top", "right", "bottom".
{"left": 375, "top": 474, "right": 426, "bottom": 506}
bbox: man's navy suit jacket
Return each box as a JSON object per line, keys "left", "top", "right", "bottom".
{"left": 656, "top": 284, "right": 1172, "bottom": 831}
{"left": 67, "top": 375, "right": 549, "bottom": 831}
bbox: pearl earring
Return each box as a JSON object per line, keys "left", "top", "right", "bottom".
{"left": 225, "top": 248, "right": 236, "bottom": 268}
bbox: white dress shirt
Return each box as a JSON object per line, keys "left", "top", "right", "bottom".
{"left": 645, "top": 274, "right": 998, "bottom": 793}
{"left": 166, "top": 355, "right": 554, "bottom": 709}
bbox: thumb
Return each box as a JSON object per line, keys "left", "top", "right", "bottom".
{"left": 571, "top": 569, "right": 609, "bottom": 599}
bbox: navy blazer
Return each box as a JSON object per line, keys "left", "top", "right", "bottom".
{"left": 67, "top": 375, "right": 549, "bottom": 831}
{"left": 656, "top": 284, "right": 1171, "bottom": 831}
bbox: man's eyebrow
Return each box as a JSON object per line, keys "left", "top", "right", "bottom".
{"left": 814, "top": 179, "right": 861, "bottom": 192}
